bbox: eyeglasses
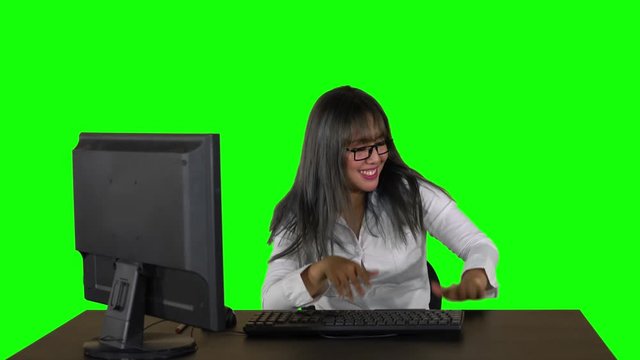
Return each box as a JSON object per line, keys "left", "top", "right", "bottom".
{"left": 345, "top": 140, "right": 390, "bottom": 161}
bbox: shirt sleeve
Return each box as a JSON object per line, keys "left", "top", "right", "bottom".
{"left": 261, "top": 233, "right": 325, "bottom": 310}
{"left": 420, "top": 182, "right": 499, "bottom": 297}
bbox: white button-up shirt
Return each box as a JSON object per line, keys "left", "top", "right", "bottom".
{"left": 262, "top": 181, "right": 499, "bottom": 310}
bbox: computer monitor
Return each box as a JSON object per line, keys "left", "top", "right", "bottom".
{"left": 73, "top": 133, "right": 234, "bottom": 359}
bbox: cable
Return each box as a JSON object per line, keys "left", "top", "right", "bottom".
{"left": 143, "top": 319, "right": 167, "bottom": 330}
{"left": 229, "top": 330, "right": 246, "bottom": 335}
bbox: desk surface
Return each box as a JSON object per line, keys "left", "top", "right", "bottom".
{"left": 12, "top": 310, "right": 613, "bottom": 360}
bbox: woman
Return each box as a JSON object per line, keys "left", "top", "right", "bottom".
{"left": 262, "top": 86, "right": 498, "bottom": 310}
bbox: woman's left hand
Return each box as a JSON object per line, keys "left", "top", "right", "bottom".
{"left": 431, "top": 268, "right": 490, "bottom": 301}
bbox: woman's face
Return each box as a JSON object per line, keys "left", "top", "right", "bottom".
{"left": 344, "top": 131, "right": 388, "bottom": 194}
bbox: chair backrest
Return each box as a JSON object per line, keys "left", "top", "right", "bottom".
{"left": 427, "top": 261, "right": 442, "bottom": 310}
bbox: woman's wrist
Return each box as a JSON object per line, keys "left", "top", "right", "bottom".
{"left": 462, "top": 268, "right": 490, "bottom": 290}
{"left": 301, "top": 260, "right": 327, "bottom": 297}
{"left": 307, "top": 260, "right": 327, "bottom": 284}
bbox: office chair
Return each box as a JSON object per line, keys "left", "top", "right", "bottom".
{"left": 426, "top": 261, "right": 442, "bottom": 310}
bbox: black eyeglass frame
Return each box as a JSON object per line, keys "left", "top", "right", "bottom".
{"left": 345, "top": 139, "right": 392, "bottom": 161}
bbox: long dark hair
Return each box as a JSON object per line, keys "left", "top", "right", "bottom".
{"left": 268, "top": 86, "right": 449, "bottom": 263}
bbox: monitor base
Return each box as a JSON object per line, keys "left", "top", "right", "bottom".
{"left": 84, "top": 332, "right": 196, "bottom": 359}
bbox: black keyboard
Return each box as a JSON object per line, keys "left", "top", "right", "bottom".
{"left": 243, "top": 309, "right": 463, "bottom": 336}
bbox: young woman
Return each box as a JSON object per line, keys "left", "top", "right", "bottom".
{"left": 262, "top": 86, "right": 498, "bottom": 310}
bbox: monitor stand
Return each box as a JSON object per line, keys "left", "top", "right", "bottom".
{"left": 83, "top": 261, "right": 196, "bottom": 359}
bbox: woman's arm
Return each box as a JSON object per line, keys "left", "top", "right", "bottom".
{"left": 421, "top": 182, "right": 499, "bottom": 298}
{"left": 261, "top": 234, "right": 318, "bottom": 310}
{"left": 262, "top": 259, "right": 316, "bottom": 310}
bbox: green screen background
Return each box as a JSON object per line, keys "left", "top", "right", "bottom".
{"left": 2, "top": 2, "right": 638, "bottom": 359}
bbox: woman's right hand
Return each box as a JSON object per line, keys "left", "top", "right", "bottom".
{"left": 302, "top": 256, "right": 378, "bottom": 301}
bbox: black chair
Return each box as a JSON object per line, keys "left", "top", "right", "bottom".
{"left": 427, "top": 261, "right": 442, "bottom": 310}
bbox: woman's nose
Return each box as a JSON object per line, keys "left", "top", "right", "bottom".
{"left": 366, "top": 148, "right": 382, "bottom": 164}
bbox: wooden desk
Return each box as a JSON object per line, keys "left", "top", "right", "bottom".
{"left": 11, "top": 310, "right": 614, "bottom": 359}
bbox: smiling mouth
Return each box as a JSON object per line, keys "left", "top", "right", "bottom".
{"left": 359, "top": 168, "right": 377, "bottom": 177}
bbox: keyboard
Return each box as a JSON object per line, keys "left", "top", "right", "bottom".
{"left": 243, "top": 309, "right": 463, "bottom": 336}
